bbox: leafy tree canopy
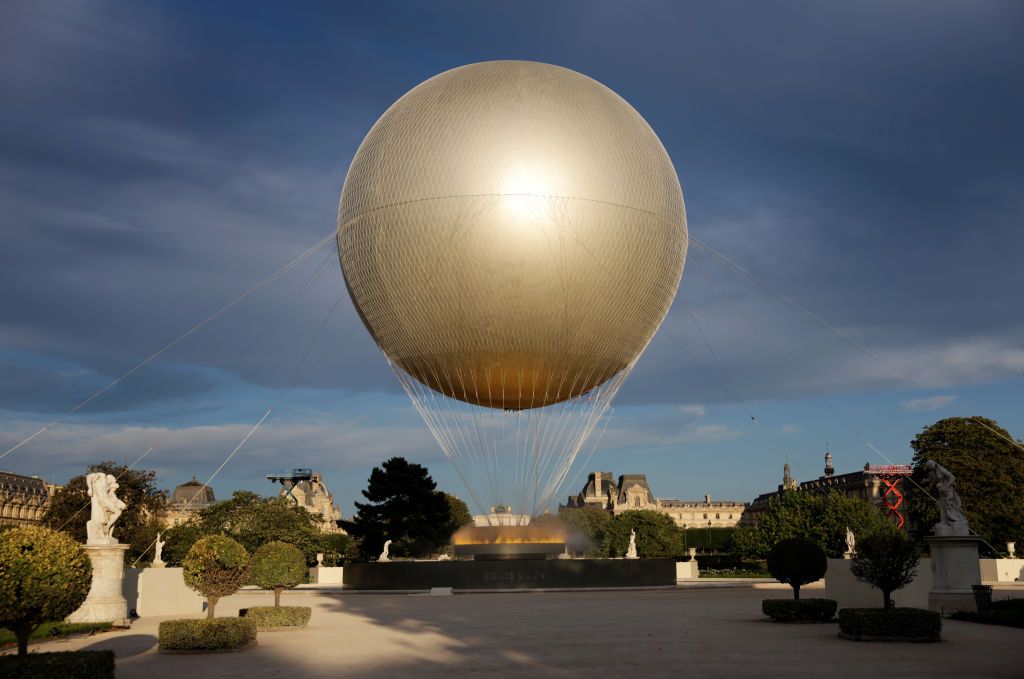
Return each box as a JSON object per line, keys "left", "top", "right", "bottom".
{"left": 41, "top": 461, "right": 167, "bottom": 565}
{"left": 445, "top": 494, "right": 474, "bottom": 529}
{"left": 907, "top": 416, "right": 1024, "bottom": 549}
{"left": 603, "top": 510, "right": 684, "bottom": 558}
{"left": 557, "top": 506, "right": 612, "bottom": 557}
{"left": 0, "top": 526, "right": 93, "bottom": 656}
{"left": 341, "top": 457, "right": 457, "bottom": 559}
{"left": 733, "top": 490, "right": 895, "bottom": 559}
{"left": 163, "top": 491, "right": 328, "bottom": 566}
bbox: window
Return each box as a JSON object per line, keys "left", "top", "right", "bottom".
{"left": 703, "top": 513, "right": 707, "bottom": 519}
{"left": 715, "top": 513, "right": 720, "bottom": 519}
{"left": 634, "top": 496, "right": 640, "bottom": 507}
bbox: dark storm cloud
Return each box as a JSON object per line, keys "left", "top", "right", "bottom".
{"left": 1, "top": 0, "right": 1022, "bottom": 418}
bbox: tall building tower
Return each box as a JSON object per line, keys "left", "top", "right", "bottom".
{"left": 782, "top": 463, "right": 797, "bottom": 491}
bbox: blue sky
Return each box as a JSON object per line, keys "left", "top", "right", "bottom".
{"left": 1, "top": 1, "right": 1022, "bottom": 516}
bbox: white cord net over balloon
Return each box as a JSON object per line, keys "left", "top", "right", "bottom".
{"left": 390, "top": 359, "right": 635, "bottom": 520}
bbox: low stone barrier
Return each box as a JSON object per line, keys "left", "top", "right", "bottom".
{"left": 824, "top": 558, "right": 932, "bottom": 609}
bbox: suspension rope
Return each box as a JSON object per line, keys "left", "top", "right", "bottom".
{"left": 1, "top": 229, "right": 339, "bottom": 461}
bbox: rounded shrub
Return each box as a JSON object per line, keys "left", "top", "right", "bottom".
{"left": 158, "top": 618, "right": 257, "bottom": 652}
{"left": 838, "top": 607, "right": 941, "bottom": 642}
{"left": 183, "top": 535, "right": 249, "bottom": 619}
{"left": 850, "top": 531, "right": 920, "bottom": 609}
{"left": 249, "top": 541, "right": 307, "bottom": 607}
{"left": 239, "top": 605, "right": 312, "bottom": 628}
{"left": 762, "top": 598, "right": 837, "bottom": 622}
{"left": 767, "top": 537, "right": 826, "bottom": 600}
{"left": 0, "top": 526, "right": 93, "bottom": 656}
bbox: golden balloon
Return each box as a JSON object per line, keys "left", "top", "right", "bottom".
{"left": 338, "top": 61, "right": 687, "bottom": 409}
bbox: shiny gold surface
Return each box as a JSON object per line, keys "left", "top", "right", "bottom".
{"left": 338, "top": 61, "right": 687, "bottom": 409}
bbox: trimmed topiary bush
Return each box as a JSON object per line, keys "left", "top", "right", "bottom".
{"left": 838, "top": 608, "right": 941, "bottom": 642}
{"left": 767, "top": 537, "right": 826, "bottom": 600}
{"left": 183, "top": 535, "right": 249, "bottom": 619}
{"left": 0, "top": 650, "right": 115, "bottom": 678}
{"left": 0, "top": 526, "right": 93, "bottom": 656}
{"left": 762, "top": 598, "right": 837, "bottom": 622}
{"left": 158, "top": 618, "right": 257, "bottom": 651}
{"left": 239, "top": 605, "right": 312, "bottom": 628}
{"left": 248, "top": 541, "right": 307, "bottom": 607}
{"left": 850, "top": 531, "right": 920, "bottom": 609}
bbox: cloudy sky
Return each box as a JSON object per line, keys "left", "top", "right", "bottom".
{"left": 2, "top": 1, "right": 1022, "bottom": 516}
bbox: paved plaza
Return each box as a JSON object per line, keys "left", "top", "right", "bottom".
{"left": 13, "top": 583, "right": 1021, "bottom": 678}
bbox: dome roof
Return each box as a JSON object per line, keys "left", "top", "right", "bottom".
{"left": 172, "top": 476, "right": 215, "bottom": 508}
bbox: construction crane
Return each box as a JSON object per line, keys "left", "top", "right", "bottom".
{"left": 266, "top": 468, "right": 313, "bottom": 505}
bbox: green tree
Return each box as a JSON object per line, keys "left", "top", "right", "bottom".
{"left": 851, "top": 532, "right": 920, "bottom": 609}
{"left": 767, "top": 537, "right": 827, "bottom": 600}
{"left": 557, "top": 506, "right": 612, "bottom": 557}
{"left": 907, "top": 417, "right": 1024, "bottom": 549}
{"left": 341, "top": 457, "right": 456, "bottom": 559}
{"left": 603, "top": 510, "right": 684, "bottom": 558}
{"left": 183, "top": 535, "right": 250, "bottom": 619}
{"left": 41, "top": 461, "right": 168, "bottom": 564}
{"left": 164, "top": 491, "right": 328, "bottom": 566}
{"left": 249, "top": 541, "right": 307, "bottom": 607}
{"left": 445, "top": 494, "right": 474, "bottom": 529}
{"left": 0, "top": 526, "right": 93, "bottom": 656}
{"left": 733, "top": 490, "right": 895, "bottom": 559}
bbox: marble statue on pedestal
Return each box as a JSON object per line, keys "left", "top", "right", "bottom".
{"left": 152, "top": 532, "right": 166, "bottom": 567}
{"left": 625, "top": 530, "right": 638, "bottom": 559}
{"left": 379, "top": 539, "right": 392, "bottom": 562}
{"left": 85, "top": 472, "right": 126, "bottom": 545}
{"left": 925, "top": 460, "right": 970, "bottom": 536}
{"left": 69, "top": 472, "right": 130, "bottom": 625}
{"left": 844, "top": 527, "right": 856, "bottom": 558}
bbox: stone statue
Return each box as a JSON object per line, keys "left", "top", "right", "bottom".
{"left": 925, "top": 460, "right": 970, "bottom": 536}
{"left": 152, "top": 532, "right": 165, "bottom": 567}
{"left": 85, "top": 472, "right": 126, "bottom": 545}
{"left": 625, "top": 529, "right": 638, "bottom": 559}
{"left": 845, "top": 527, "right": 856, "bottom": 557}
{"left": 379, "top": 539, "right": 392, "bottom": 562}
{"left": 437, "top": 553, "right": 451, "bottom": 561}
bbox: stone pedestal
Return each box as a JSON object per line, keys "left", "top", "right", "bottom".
{"left": 927, "top": 536, "right": 982, "bottom": 614}
{"left": 68, "top": 543, "right": 130, "bottom": 626}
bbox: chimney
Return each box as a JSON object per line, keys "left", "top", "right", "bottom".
{"left": 705, "top": 494, "right": 711, "bottom": 504}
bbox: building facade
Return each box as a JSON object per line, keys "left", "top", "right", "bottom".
{"left": 745, "top": 450, "right": 914, "bottom": 528}
{"left": 0, "top": 470, "right": 59, "bottom": 527}
{"left": 566, "top": 471, "right": 750, "bottom": 528}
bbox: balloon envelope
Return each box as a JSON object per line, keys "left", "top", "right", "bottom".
{"left": 338, "top": 61, "right": 686, "bottom": 409}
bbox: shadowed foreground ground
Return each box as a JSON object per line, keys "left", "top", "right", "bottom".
{"left": 11, "top": 584, "right": 1023, "bottom": 678}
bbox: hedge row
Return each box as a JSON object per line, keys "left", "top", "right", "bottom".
{"left": 159, "top": 618, "right": 257, "bottom": 651}
{"left": 951, "top": 609, "right": 1024, "bottom": 629}
{"left": 240, "top": 606, "right": 312, "bottom": 628}
{"left": 838, "top": 608, "right": 941, "bottom": 642}
{"left": 762, "top": 598, "right": 837, "bottom": 622}
{"left": 991, "top": 598, "right": 1024, "bottom": 611}
{"left": 0, "top": 650, "right": 115, "bottom": 678}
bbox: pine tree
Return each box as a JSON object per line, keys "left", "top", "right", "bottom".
{"left": 342, "top": 457, "right": 457, "bottom": 559}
